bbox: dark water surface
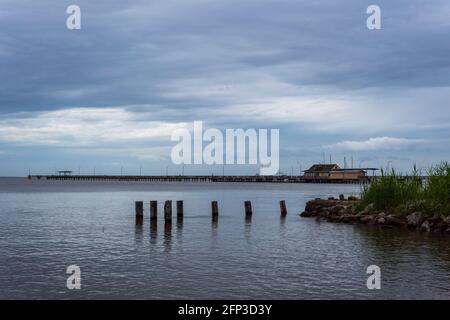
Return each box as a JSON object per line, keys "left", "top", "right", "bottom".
{"left": 0, "top": 178, "right": 449, "bottom": 299}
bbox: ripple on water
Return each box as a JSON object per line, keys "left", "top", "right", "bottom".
{"left": 0, "top": 179, "right": 449, "bottom": 299}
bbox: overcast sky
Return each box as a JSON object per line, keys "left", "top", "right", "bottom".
{"left": 0, "top": 0, "right": 449, "bottom": 176}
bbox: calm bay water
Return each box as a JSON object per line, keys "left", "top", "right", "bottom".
{"left": 0, "top": 178, "right": 449, "bottom": 299}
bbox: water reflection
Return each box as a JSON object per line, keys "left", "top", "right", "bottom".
{"left": 212, "top": 216, "right": 218, "bottom": 227}
{"left": 150, "top": 220, "right": 157, "bottom": 244}
{"left": 134, "top": 222, "right": 143, "bottom": 244}
{"left": 245, "top": 216, "right": 252, "bottom": 240}
{"left": 349, "top": 224, "right": 450, "bottom": 296}
{"left": 212, "top": 216, "right": 218, "bottom": 241}
{"left": 176, "top": 218, "right": 183, "bottom": 244}
{"left": 354, "top": 224, "right": 450, "bottom": 262}
{"left": 279, "top": 215, "right": 286, "bottom": 235}
{"left": 164, "top": 222, "right": 172, "bottom": 252}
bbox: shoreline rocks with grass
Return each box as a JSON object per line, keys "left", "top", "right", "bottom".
{"left": 300, "top": 195, "right": 450, "bottom": 234}
{"left": 301, "top": 163, "right": 450, "bottom": 234}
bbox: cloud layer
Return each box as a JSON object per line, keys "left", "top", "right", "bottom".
{"left": 0, "top": 0, "right": 449, "bottom": 175}
{"left": 0, "top": 108, "right": 187, "bottom": 146}
{"left": 327, "top": 137, "right": 427, "bottom": 151}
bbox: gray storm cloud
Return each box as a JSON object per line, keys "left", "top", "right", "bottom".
{"left": 0, "top": 0, "right": 449, "bottom": 175}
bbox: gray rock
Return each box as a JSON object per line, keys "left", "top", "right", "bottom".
{"left": 420, "top": 220, "right": 431, "bottom": 232}
{"left": 331, "top": 205, "right": 345, "bottom": 215}
{"left": 432, "top": 222, "right": 447, "bottom": 232}
{"left": 386, "top": 215, "right": 404, "bottom": 226}
{"left": 406, "top": 212, "right": 424, "bottom": 228}
{"left": 360, "top": 216, "right": 374, "bottom": 224}
{"left": 378, "top": 212, "right": 386, "bottom": 218}
{"left": 429, "top": 214, "right": 444, "bottom": 223}
{"left": 339, "top": 194, "right": 345, "bottom": 200}
{"left": 377, "top": 217, "right": 386, "bottom": 224}
{"left": 320, "top": 210, "right": 330, "bottom": 217}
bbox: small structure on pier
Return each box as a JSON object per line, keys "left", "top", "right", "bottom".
{"left": 303, "top": 164, "right": 378, "bottom": 182}
{"left": 303, "top": 164, "right": 340, "bottom": 179}
{"left": 328, "top": 169, "right": 367, "bottom": 181}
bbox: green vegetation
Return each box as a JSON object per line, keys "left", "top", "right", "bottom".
{"left": 359, "top": 162, "right": 450, "bottom": 216}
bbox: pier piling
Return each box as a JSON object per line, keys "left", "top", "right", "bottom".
{"left": 244, "top": 201, "right": 253, "bottom": 217}
{"left": 135, "top": 201, "right": 144, "bottom": 217}
{"left": 150, "top": 201, "right": 157, "bottom": 221}
{"left": 176, "top": 200, "right": 184, "bottom": 217}
{"left": 280, "top": 200, "right": 287, "bottom": 217}
{"left": 135, "top": 201, "right": 143, "bottom": 224}
{"left": 211, "top": 201, "right": 219, "bottom": 217}
{"left": 164, "top": 200, "right": 172, "bottom": 222}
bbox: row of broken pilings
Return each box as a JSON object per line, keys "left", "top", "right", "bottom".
{"left": 135, "top": 200, "right": 288, "bottom": 224}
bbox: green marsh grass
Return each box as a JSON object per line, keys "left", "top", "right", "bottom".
{"left": 360, "top": 163, "right": 450, "bottom": 216}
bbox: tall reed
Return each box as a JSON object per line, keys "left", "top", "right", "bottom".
{"left": 360, "top": 163, "right": 450, "bottom": 215}
{"left": 423, "top": 162, "right": 450, "bottom": 213}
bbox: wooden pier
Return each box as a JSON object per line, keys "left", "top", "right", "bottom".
{"left": 28, "top": 174, "right": 374, "bottom": 184}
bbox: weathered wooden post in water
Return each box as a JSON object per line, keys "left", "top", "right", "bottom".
{"left": 164, "top": 200, "right": 172, "bottom": 222}
{"left": 150, "top": 201, "right": 157, "bottom": 221}
{"left": 135, "top": 201, "right": 143, "bottom": 224}
{"left": 280, "top": 200, "right": 287, "bottom": 217}
{"left": 176, "top": 200, "right": 184, "bottom": 218}
{"left": 211, "top": 201, "right": 219, "bottom": 217}
{"left": 244, "top": 201, "right": 252, "bottom": 217}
